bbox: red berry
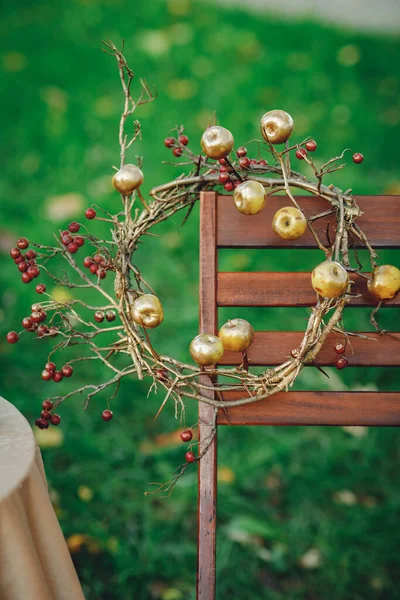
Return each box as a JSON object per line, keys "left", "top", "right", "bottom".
{"left": 180, "top": 430, "right": 193, "bottom": 442}
{"left": 52, "top": 371, "right": 63, "bottom": 383}
{"left": 94, "top": 310, "right": 105, "bottom": 323}
{"left": 42, "top": 369, "right": 53, "bottom": 381}
{"left": 75, "top": 236, "right": 85, "bottom": 247}
{"left": 219, "top": 172, "right": 230, "bottom": 184}
{"left": 10, "top": 248, "right": 21, "bottom": 259}
{"left": 26, "top": 249, "right": 37, "bottom": 260}
{"left": 173, "top": 147, "right": 183, "bottom": 157}
{"left": 93, "top": 254, "right": 104, "bottom": 264}
{"left": 164, "top": 137, "right": 175, "bottom": 148}
{"left": 27, "top": 266, "right": 40, "bottom": 279}
{"left": 239, "top": 157, "right": 250, "bottom": 168}
{"left": 98, "top": 269, "right": 107, "bottom": 280}
{"left": 353, "top": 153, "right": 364, "bottom": 164}
{"left": 233, "top": 180, "right": 241, "bottom": 188}
{"left": 62, "top": 365, "right": 73, "bottom": 377}
{"left": 61, "top": 231, "right": 73, "bottom": 245}
{"left": 45, "top": 362, "right": 56, "bottom": 372}
{"left": 14, "top": 255, "right": 24, "bottom": 264}
{"left": 6, "top": 331, "right": 19, "bottom": 344}
{"left": 90, "top": 264, "right": 98, "bottom": 275}
{"left": 68, "top": 221, "right": 80, "bottom": 233}
{"left": 42, "top": 400, "right": 53, "bottom": 411}
{"left": 155, "top": 369, "right": 169, "bottom": 381}
{"left": 185, "top": 451, "right": 196, "bottom": 463}
{"left": 83, "top": 257, "right": 92, "bottom": 268}
{"left": 50, "top": 414, "right": 61, "bottom": 426}
{"left": 22, "top": 317, "right": 33, "bottom": 329}
{"left": 17, "top": 237, "right": 29, "bottom": 249}
{"left": 35, "top": 418, "right": 49, "bottom": 430}
{"left": 218, "top": 158, "right": 227, "bottom": 165}
{"left": 31, "top": 303, "right": 42, "bottom": 312}
{"left": 335, "top": 355, "right": 348, "bottom": 370}
{"left": 41, "top": 410, "right": 51, "bottom": 420}
{"left": 21, "top": 272, "right": 32, "bottom": 284}
{"left": 85, "top": 208, "right": 96, "bottom": 220}
{"left": 67, "top": 242, "right": 79, "bottom": 254}
{"left": 102, "top": 409, "right": 113, "bottom": 422}
{"left": 179, "top": 134, "right": 189, "bottom": 146}
{"left": 306, "top": 140, "right": 317, "bottom": 152}
{"left": 106, "top": 311, "right": 116, "bottom": 322}
{"left": 224, "top": 182, "right": 234, "bottom": 192}
{"left": 219, "top": 165, "right": 228, "bottom": 172}
{"left": 18, "top": 261, "right": 28, "bottom": 273}
{"left": 36, "top": 283, "right": 46, "bottom": 294}
{"left": 37, "top": 325, "right": 49, "bottom": 337}
{"left": 334, "top": 343, "right": 346, "bottom": 355}
{"left": 236, "top": 147, "right": 247, "bottom": 158}
{"left": 258, "top": 159, "right": 268, "bottom": 166}
{"left": 31, "top": 312, "right": 42, "bottom": 323}
{"left": 296, "top": 148, "right": 307, "bottom": 160}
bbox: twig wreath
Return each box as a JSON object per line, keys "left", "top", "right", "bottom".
{"left": 7, "top": 41, "right": 400, "bottom": 495}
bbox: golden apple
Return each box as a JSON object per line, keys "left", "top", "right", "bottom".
{"left": 200, "top": 126, "right": 234, "bottom": 160}
{"left": 367, "top": 265, "right": 400, "bottom": 301}
{"left": 272, "top": 206, "right": 307, "bottom": 240}
{"left": 190, "top": 334, "right": 224, "bottom": 366}
{"left": 311, "top": 260, "right": 349, "bottom": 299}
{"left": 233, "top": 181, "right": 266, "bottom": 215}
{"left": 260, "top": 110, "right": 294, "bottom": 145}
{"left": 131, "top": 294, "right": 163, "bottom": 328}
{"left": 219, "top": 319, "right": 254, "bottom": 352}
{"left": 112, "top": 164, "right": 144, "bottom": 195}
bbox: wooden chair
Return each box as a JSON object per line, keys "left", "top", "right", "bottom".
{"left": 197, "top": 190, "right": 400, "bottom": 599}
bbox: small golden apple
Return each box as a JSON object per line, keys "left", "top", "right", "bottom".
{"left": 190, "top": 334, "right": 224, "bottom": 366}
{"left": 311, "top": 260, "right": 349, "bottom": 299}
{"left": 272, "top": 206, "right": 307, "bottom": 240}
{"left": 260, "top": 110, "right": 294, "bottom": 145}
{"left": 219, "top": 319, "right": 254, "bottom": 352}
{"left": 233, "top": 181, "right": 266, "bottom": 215}
{"left": 200, "top": 126, "right": 234, "bottom": 160}
{"left": 131, "top": 294, "right": 164, "bottom": 328}
{"left": 112, "top": 164, "right": 144, "bottom": 195}
{"left": 367, "top": 265, "right": 400, "bottom": 301}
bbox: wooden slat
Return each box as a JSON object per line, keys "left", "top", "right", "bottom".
{"left": 197, "top": 191, "right": 218, "bottom": 600}
{"left": 217, "top": 272, "right": 400, "bottom": 307}
{"left": 217, "top": 391, "right": 400, "bottom": 426}
{"left": 220, "top": 331, "right": 400, "bottom": 366}
{"left": 217, "top": 195, "right": 400, "bottom": 248}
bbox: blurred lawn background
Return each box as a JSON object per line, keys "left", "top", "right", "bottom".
{"left": 1, "top": 1, "right": 400, "bottom": 598}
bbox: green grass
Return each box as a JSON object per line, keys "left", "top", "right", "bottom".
{"left": 1, "top": 1, "right": 400, "bottom": 598}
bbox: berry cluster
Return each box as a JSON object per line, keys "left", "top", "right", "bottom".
{"left": 217, "top": 147, "right": 268, "bottom": 192}
{"left": 179, "top": 429, "right": 196, "bottom": 463}
{"left": 295, "top": 139, "right": 317, "bottom": 160}
{"left": 93, "top": 310, "right": 116, "bottom": 323}
{"left": 164, "top": 133, "right": 189, "bottom": 158}
{"left": 334, "top": 343, "right": 349, "bottom": 370}
{"left": 83, "top": 253, "right": 112, "bottom": 280}
{"left": 10, "top": 238, "right": 40, "bottom": 285}
{"left": 60, "top": 222, "right": 85, "bottom": 254}
{"left": 41, "top": 361, "right": 73, "bottom": 383}
{"left": 35, "top": 400, "right": 61, "bottom": 430}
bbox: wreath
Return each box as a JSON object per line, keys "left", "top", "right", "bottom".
{"left": 6, "top": 41, "right": 400, "bottom": 494}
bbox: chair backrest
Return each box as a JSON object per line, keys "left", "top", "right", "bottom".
{"left": 197, "top": 190, "right": 400, "bottom": 600}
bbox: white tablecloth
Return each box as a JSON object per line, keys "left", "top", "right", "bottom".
{"left": 0, "top": 396, "right": 85, "bottom": 599}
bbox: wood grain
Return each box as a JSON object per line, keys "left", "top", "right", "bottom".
{"left": 197, "top": 191, "right": 218, "bottom": 600}
{"left": 217, "top": 195, "right": 400, "bottom": 248}
{"left": 219, "top": 331, "right": 400, "bottom": 366}
{"left": 217, "top": 391, "right": 400, "bottom": 426}
{"left": 217, "top": 272, "right": 400, "bottom": 307}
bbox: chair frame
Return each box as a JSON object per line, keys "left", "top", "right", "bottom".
{"left": 196, "top": 190, "right": 400, "bottom": 600}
